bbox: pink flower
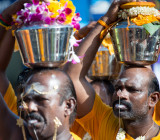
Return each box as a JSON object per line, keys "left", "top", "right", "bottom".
{"left": 73, "top": 23, "right": 80, "bottom": 30}
{"left": 57, "top": 13, "right": 66, "bottom": 24}
{"left": 74, "top": 39, "right": 82, "bottom": 47}
{"left": 29, "top": 13, "right": 42, "bottom": 23}
{"left": 72, "top": 13, "right": 82, "bottom": 22}
{"left": 65, "top": 8, "right": 72, "bottom": 15}
{"left": 76, "top": 13, "right": 80, "bottom": 17}
{"left": 70, "top": 55, "right": 84, "bottom": 64}
{"left": 44, "top": 8, "right": 49, "bottom": 12}
{"left": 17, "top": 10, "right": 22, "bottom": 16}
{"left": 64, "top": 2, "right": 68, "bottom": 9}
{"left": 32, "top": 0, "right": 39, "bottom": 5}
{"left": 50, "top": 18, "right": 55, "bottom": 23}
{"left": 23, "top": 12, "right": 29, "bottom": 18}
{"left": 13, "top": 0, "right": 81, "bottom": 29}
{"left": 44, "top": 17, "right": 51, "bottom": 24}
{"left": 36, "top": 7, "right": 41, "bottom": 13}
{"left": 71, "top": 59, "right": 78, "bottom": 64}
{"left": 24, "top": 3, "right": 32, "bottom": 8}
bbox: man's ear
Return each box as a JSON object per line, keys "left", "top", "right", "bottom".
{"left": 64, "top": 97, "right": 76, "bottom": 116}
{"left": 148, "top": 92, "right": 160, "bottom": 108}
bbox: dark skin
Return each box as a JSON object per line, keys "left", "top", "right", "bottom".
{"left": 0, "top": 0, "right": 35, "bottom": 96}
{"left": 92, "top": 81, "right": 112, "bottom": 106}
{"left": 112, "top": 67, "right": 160, "bottom": 139}
{"left": 0, "top": 0, "right": 94, "bottom": 139}
{"left": 64, "top": 0, "right": 139, "bottom": 118}
{"left": 0, "top": 70, "right": 76, "bottom": 140}
{"left": 64, "top": 0, "right": 160, "bottom": 139}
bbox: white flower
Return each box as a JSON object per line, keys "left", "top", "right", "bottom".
{"left": 116, "top": 128, "right": 126, "bottom": 140}
{"left": 116, "top": 128, "right": 145, "bottom": 140}
{"left": 118, "top": 6, "right": 160, "bottom": 19}
{"left": 67, "top": 33, "right": 81, "bottom": 64}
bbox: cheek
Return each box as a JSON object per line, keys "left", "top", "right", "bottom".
{"left": 130, "top": 93, "right": 148, "bottom": 107}
{"left": 46, "top": 104, "right": 65, "bottom": 122}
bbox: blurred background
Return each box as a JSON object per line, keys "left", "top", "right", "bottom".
{"left": 0, "top": 0, "right": 159, "bottom": 90}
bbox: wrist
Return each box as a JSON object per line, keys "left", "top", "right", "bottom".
{"left": 1, "top": 0, "right": 26, "bottom": 25}
{"left": 100, "top": 16, "right": 112, "bottom": 25}
{"left": 1, "top": 11, "right": 12, "bottom": 25}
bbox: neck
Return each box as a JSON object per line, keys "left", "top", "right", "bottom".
{"left": 123, "top": 117, "right": 159, "bottom": 139}
{"left": 35, "top": 130, "right": 72, "bottom": 140}
{"left": 56, "top": 128, "right": 72, "bottom": 140}
{"left": 31, "top": 126, "right": 72, "bottom": 140}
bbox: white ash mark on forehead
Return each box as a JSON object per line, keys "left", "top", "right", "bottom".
{"left": 24, "top": 82, "right": 46, "bottom": 95}
{"left": 49, "top": 75, "right": 60, "bottom": 90}
{"left": 119, "top": 78, "right": 129, "bottom": 84}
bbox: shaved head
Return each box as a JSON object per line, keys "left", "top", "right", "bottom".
{"left": 121, "top": 66, "right": 159, "bottom": 95}
{"left": 112, "top": 66, "right": 160, "bottom": 120}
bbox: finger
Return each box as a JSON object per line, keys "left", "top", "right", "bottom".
{"left": 116, "top": 0, "right": 137, "bottom": 6}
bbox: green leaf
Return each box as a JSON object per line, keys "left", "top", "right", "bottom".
{"left": 143, "top": 23, "right": 160, "bottom": 36}
{"left": 152, "top": 21, "right": 160, "bottom": 25}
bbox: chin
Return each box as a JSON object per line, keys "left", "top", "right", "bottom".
{"left": 28, "top": 124, "right": 44, "bottom": 137}
{"left": 113, "top": 110, "right": 132, "bottom": 120}
{"left": 28, "top": 128, "right": 50, "bottom": 140}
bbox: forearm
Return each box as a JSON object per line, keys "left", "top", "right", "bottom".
{"left": 0, "top": 29, "right": 15, "bottom": 96}
{"left": 64, "top": 0, "right": 133, "bottom": 117}
{"left": 0, "top": 0, "right": 24, "bottom": 96}
{"left": 64, "top": 16, "right": 111, "bottom": 117}
{"left": 65, "top": 16, "right": 111, "bottom": 79}
{"left": 0, "top": 27, "right": 7, "bottom": 43}
{"left": 0, "top": 0, "right": 27, "bottom": 71}
{"left": 0, "top": 30, "right": 15, "bottom": 72}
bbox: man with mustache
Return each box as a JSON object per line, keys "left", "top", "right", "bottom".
{"left": 65, "top": 1, "right": 160, "bottom": 140}
{"left": 0, "top": 1, "right": 160, "bottom": 140}
{"left": 0, "top": 68, "right": 77, "bottom": 140}
{"left": 0, "top": 0, "right": 78, "bottom": 139}
{"left": 0, "top": 0, "right": 97, "bottom": 139}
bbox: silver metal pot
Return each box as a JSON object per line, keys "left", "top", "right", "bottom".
{"left": 15, "top": 24, "right": 73, "bottom": 68}
{"left": 110, "top": 21, "right": 160, "bottom": 65}
{"left": 88, "top": 46, "right": 122, "bottom": 80}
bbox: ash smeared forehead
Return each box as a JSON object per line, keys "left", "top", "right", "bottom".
{"left": 119, "top": 78, "right": 129, "bottom": 83}
{"left": 24, "top": 82, "right": 46, "bottom": 96}
{"left": 24, "top": 78, "right": 60, "bottom": 96}
{"left": 115, "top": 78, "right": 129, "bottom": 85}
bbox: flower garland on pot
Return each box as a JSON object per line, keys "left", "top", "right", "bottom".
{"left": 12, "top": 0, "right": 82, "bottom": 64}
{"left": 118, "top": 1, "right": 160, "bottom": 36}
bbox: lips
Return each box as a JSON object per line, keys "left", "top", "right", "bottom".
{"left": 113, "top": 100, "right": 131, "bottom": 111}
{"left": 114, "top": 104, "right": 128, "bottom": 111}
{"left": 28, "top": 120, "right": 38, "bottom": 124}
{"left": 25, "top": 113, "right": 45, "bottom": 128}
{"left": 27, "top": 118, "right": 45, "bottom": 129}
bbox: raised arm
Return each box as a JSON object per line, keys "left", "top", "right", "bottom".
{"left": 0, "top": 0, "right": 30, "bottom": 96}
{"left": 64, "top": 0, "right": 135, "bottom": 118}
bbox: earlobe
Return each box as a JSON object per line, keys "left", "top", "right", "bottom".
{"left": 64, "top": 97, "right": 76, "bottom": 117}
{"left": 149, "top": 92, "right": 160, "bottom": 108}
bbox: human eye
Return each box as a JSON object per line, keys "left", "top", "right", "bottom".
{"left": 127, "top": 86, "right": 140, "bottom": 93}
{"left": 35, "top": 96, "right": 49, "bottom": 104}
{"left": 23, "top": 96, "right": 31, "bottom": 103}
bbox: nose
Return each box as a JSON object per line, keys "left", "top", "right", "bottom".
{"left": 116, "top": 89, "right": 129, "bottom": 99}
{"left": 27, "top": 101, "right": 38, "bottom": 113}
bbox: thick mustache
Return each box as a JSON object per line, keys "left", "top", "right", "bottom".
{"left": 26, "top": 113, "right": 44, "bottom": 122}
{"left": 113, "top": 100, "right": 132, "bottom": 110}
